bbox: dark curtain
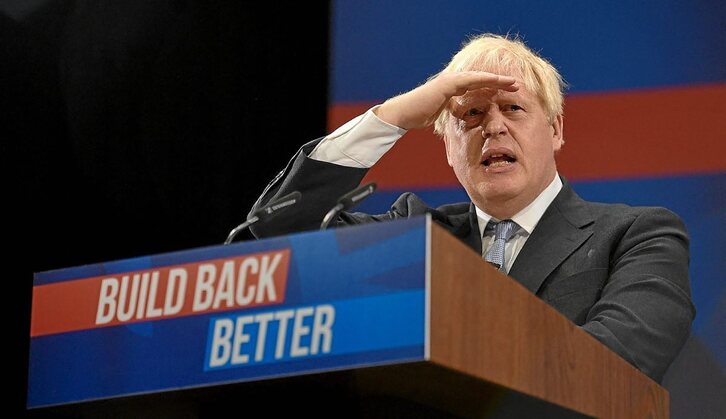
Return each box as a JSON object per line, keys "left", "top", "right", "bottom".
{"left": 1, "top": 1, "right": 329, "bottom": 416}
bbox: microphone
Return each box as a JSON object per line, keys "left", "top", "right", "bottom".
{"left": 224, "top": 191, "right": 302, "bottom": 244}
{"left": 320, "top": 182, "right": 377, "bottom": 230}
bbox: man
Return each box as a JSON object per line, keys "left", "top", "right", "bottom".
{"left": 249, "top": 34, "right": 694, "bottom": 383}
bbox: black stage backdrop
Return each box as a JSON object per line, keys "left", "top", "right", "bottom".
{"left": 2, "top": 1, "right": 329, "bottom": 417}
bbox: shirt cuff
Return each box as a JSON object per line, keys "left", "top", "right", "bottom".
{"left": 309, "top": 105, "right": 408, "bottom": 168}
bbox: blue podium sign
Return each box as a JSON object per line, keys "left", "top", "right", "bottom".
{"left": 28, "top": 216, "right": 431, "bottom": 408}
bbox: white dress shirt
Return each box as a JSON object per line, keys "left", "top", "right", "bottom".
{"left": 310, "top": 106, "right": 404, "bottom": 168}
{"left": 310, "top": 106, "right": 563, "bottom": 272}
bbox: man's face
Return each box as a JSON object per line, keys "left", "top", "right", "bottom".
{"left": 443, "top": 79, "right": 564, "bottom": 216}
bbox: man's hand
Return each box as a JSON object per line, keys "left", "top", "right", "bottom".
{"left": 374, "top": 71, "right": 518, "bottom": 130}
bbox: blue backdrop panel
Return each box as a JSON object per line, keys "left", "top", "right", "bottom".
{"left": 331, "top": 0, "right": 726, "bottom": 101}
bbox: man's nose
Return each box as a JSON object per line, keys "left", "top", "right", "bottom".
{"left": 482, "top": 111, "right": 507, "bottom": 139}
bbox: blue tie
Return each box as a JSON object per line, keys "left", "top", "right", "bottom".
{"left": 484, "top": 220, "right": 516, "bottom": 272}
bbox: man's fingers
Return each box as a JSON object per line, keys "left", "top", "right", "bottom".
{"left": 468, "top": 73, "right": 518, "bottom": 89}
{"left": 496, "top": 76, "right": 519, "bottom": 91}
{"left": 451, "top": 72, "right": 519, "bottom": 94}
{"left": 479, "top": 73, "right": 517, "bottom": 86}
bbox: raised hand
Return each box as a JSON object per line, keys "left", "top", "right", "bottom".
{"left": 374, "top": 71, "right": 518, "bottom": 130}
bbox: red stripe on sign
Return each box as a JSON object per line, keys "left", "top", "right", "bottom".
{"left": 31, "top": 249, "right": 290, "bottom": 337}
{"left": 328, "top": 83, "right": 726, "bottom": 188}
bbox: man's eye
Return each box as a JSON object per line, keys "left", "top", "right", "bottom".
{"left": 465, "top": 108, "right": 482, "bottom": 117}
{"left": 505, "top": 104, "right": 524, "bottom": 111}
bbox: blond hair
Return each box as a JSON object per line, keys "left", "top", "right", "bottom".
{"left": 433, "top": 33, "right": 565, "bottom": 136}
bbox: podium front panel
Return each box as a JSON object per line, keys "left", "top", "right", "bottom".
{"left": 29, "top": 217, "right": 430, "bottom": 408}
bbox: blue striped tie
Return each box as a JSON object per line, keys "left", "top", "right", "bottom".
{"left": 484, "top": 220, "right": 516, "bottom": 272}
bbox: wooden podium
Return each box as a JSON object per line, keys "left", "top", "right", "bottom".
{"left": 417, "top": 222, "right": 666, "bottom": 418}
{"left": 29, "top": 217, "right": 667, "bottom": 418}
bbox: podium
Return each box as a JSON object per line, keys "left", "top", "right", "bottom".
{"left": 29, "top": 216, "right": 667, "bottom": 418}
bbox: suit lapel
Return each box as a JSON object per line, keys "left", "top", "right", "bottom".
{"left": 462, "top": 204, "right": 482, "bottom": 253}
{"left": 508, "top": 182, "right": 594, "bottom": 294}
{"left": 436, "top": 203, "right": 481, "bottom": 254}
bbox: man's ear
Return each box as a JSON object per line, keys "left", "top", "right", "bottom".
{"left": 551, "top": 114, "right": 564, "bottom": 152}
{"left": 442, "top": 134, "right": 454, "bottom": 167}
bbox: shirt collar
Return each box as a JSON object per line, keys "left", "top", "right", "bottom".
{"left": 475, "top": 173, "right": 563, "bottom": 238}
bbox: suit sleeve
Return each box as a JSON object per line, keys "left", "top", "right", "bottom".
{"left": 248, "top": 137, "right": 442, "bottom": 238}
{"left": 581, "top": 207, "right": 695, "bottom": 382}
{"left": 248, "top": 138, "right": 369, "bottom": 238}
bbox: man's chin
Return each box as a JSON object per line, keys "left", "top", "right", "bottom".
{"left": 474, "top": 183, "right": 523, "bottom": 206}
{"left": 479, "top": 176, "right": 522, "bottom": 197}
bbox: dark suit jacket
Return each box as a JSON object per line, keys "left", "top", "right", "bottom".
{"left": 250, "top": 139, "right": 695, "bottom": 383}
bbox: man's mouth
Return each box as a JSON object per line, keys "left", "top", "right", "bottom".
{"left": 482, "top": 153, "right": 517, "bottom": 168}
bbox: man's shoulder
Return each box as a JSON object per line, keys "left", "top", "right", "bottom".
{"left": 573, "top": 195, "right": 686, "bottom": 232}
{"left": 581, "top": 197, "right": 679, "bottom": 218}
{"left": 557, "top": 179, "right": 683, "bottom": 223}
